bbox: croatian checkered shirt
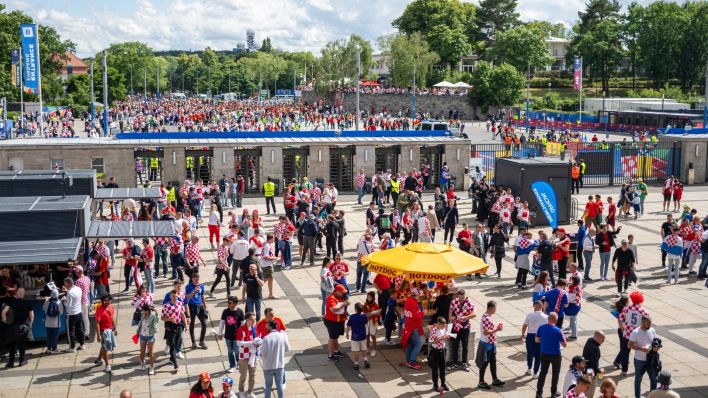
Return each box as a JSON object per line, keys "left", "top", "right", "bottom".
{"left": 356, "top": 173, "right": 366, "bottom": 188}
{"left": 518, "top": 237, "right": 532, "bottom": 249}
{"left": 155, "top": 236, "right": 168, "bottom": 246}
{"left": 161, "top": 300, "right": 185, "bottom": 323}
{"left": 237, "top": 325, "right": 256, "bottom": 360}
{"left": 664, "top": 234, "right": 679, "bottom": 247}
{"left": 428, "top": 326, "right": 448, "bottom": 350}
{"left": 480, "top": 313, "right": 497, "bottom": 344}
{"left": 96, "top": 244, "right": 109, "bottom": 260}
{"left": 419, "top": 217, "right": 431, "bottom": 237}
{"left": 564, "top": 387, "right": 585, "bottom": 398}
{"left": 185, "top": 243, "right": 201, "bottom": 263}
{"left": 450, "top": 297, "right": 475, "bottom": 330}
{"left": 619, "top": 304, "right": 650, "bottom": 339}
{"left": 122, "top": 213, "right": 134, "bottom": 221}
{"left": 568, "top": 284, "right": 582, "bottom": 304}
{"left": 217, "top": 245, "right": 229, "bottom": 270}
{"left": 491, "top": 202, "right": 501, "bottom": 214}
{"left": 273, "top": 222, "right": 288, "bottom": 241}
{"left": 311, "top": 186, "right": 321, "bottom": 202}
{"left": 169, "top": 237, "right": 183, "bottom": 254}
{"left": 75, "top": 276, "right": 91, "bottom": 305}
{"left": 133, "top": 292, "right": 154, "bottom": 308}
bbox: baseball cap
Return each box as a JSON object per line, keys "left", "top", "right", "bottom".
{"left": 334, "top": 284, "right": 347, "bottom": 294}
{"left": 222, "top": 376, "right": 234, "bottom": 386}
{"left": 621, "top": 239, "right": 628, "bottom": 244}
{"left": 571, "top": 355, "right": 587, "bottom": 365}
{"left": 199, "top": 372, "right": 211, "bottom": 382}
{"left": 556, "top": 228, "right": 566, "bottom": 234}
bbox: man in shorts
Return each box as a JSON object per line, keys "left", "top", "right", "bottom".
{"left": 346, "top": 303, "right": 370, "bottom": 371}
{"left": 324, "top": 284, "right": 349, "bottom": 362}
{"left": 95, "top": 294, "right": 117, "bottom": 373}
{"left": 260, "top": 234, "right": 277, "bottom": 299}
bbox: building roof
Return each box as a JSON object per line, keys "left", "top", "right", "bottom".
{"left": 56, "top": 51, "right": 88, "bottom": 71}
{"left": 0, "top": 169, "right": 96, "bottom": 180}
{"left": 0, "top": 238, "right": 82, "bottom": 265}
{"left": 86, "top": 221, "right": 176, "bottom": 239}
{"left": 0, "top": 195, "right": 90, "bottom": 213}
{"left": 94, "top": 188, "right": 161, "bottom": 200}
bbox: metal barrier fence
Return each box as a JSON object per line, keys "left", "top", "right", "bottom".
{"left": 565, "top": 141, "right": 681, "bottom": 186}
{"left": 470, "top": 143, "right": 545, "bottom": 184}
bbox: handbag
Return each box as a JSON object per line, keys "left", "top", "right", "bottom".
{"left": 131, "top": 309, "right": 142, "bottom": 326}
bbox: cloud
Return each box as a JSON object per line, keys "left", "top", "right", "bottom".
{"left": 5, "top": 0, "right": 679, "bottom": 58}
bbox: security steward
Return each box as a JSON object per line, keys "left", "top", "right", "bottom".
{"left": 571, "top": 163, "right": 581, "bottom": 195}
{"left": 579, "top": 159, "right": 586, "bottom": 188}
{"left": 263, "top": 177, "right": 276, "bottom": 215}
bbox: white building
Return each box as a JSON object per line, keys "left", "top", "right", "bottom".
{"left": 457, "top": 37, "right": 570, "bottom": 73}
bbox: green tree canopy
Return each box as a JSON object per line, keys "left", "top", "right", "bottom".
{"left": 488, "top": 25, "right": 553, "bottom": 72}
{"left": 319, "top": 34, "right": 373, "bottom": 87}
{"left": 377, "top": 32, "right": 439, "bottom": 88}
{"left": 475, "top": 0, "right": 520, "bottom": 47}
{"left": 467, "top": 61, "right": 524, "bottom": 112}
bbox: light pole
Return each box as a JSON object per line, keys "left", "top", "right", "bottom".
{"left": 89, "top": 58, "right": 95, "bottom": 130}
{"left": 547, "top": 82, "right": 551, "bottom": 97}
{"left": 102, "top": 51, "right": 108, "bottom": 137}
{"left": 525, "top": 64, "right": 531, "bottom": 134}
{"left": 143, "top": 67, "right": 147, "bottom": 98}
{"left": 129, "top": 64, "right": 134, "bottom": 95}
{"left": 355, "top": 47, "right": 361, "bottom": 131}
{"left": 412, "top": 52, "right": 418, "bottom": 120}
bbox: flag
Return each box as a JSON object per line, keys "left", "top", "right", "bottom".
{"left": 19, "top": 24, "right": 40, "bottom": 94}
{"left": 531, "top": 181, "right": 558, "bottom": 228}
{"left": 573, "top": 57, "right": 582, "bottom": 91}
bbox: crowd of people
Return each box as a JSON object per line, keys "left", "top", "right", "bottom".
{"left": 0, "top": 159, "right": 692, "bottom": 398}
{"left": 334, "top": 85, "right": 468, "bottom": 96}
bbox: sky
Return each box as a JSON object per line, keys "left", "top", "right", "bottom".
{"left": 6, "top": 0, "right": 663, "bottom": 57}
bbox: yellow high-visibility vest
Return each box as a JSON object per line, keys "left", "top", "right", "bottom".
{"left": 264, "top": 181, "right": 275, "bottom": 197}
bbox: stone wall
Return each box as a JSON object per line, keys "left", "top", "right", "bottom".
{"left": 301, "top": 91, "right": 479, "bottom": 120}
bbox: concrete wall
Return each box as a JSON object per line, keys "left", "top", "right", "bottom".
{"left": 261, "top": 146, "right": 283, "bottom": 187}
{"left": 445, "top": 143, "right": 470, "bottom": 190}
{"left": 302, "top": 91, "right": 479, "bottom": 120}
{"left": 355, "top": 145, "right": 377, "bottom": 178}
{"left": 161, "top": 147, "right": 185, "bottom": 185}
{"left": 659, "top": 136, "right": 706, "bottom": 184}
{"left": 308, "top": 145, "right": 330, "bottom": 183}
{"left": 211, "top": 146, "right": 236, "bottom": 182}
{"left": 399, "top": 145, "right": 420, "bottom": 175}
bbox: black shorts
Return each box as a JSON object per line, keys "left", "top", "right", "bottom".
{"left": 663, "top": 192, "right": 671, "bottom": 201}
{"left": 323, "top": 319, "right": 344, "bottom": 340}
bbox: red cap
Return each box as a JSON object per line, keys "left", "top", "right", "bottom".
{"left": 556, "top": 228, "right": 566, "bottom": 234}
{"left": 199, "top": 372, "right": 211, "bottom": 382}
{"left": 630, "top": 291, "right": 644, "bottom": 304}
{"left": 334, "top": 284, "right": 347, "bottom": 293}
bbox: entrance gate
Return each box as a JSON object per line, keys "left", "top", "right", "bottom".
{"left": 134, "top": 148, "right": 164, "bottom": 186}
{"left": 330, "top": 146, "right": 355, "bottom": 191}
{"left": 283, "top": 147, "right": 308, "bottom": 186}
{"left": 234, "top": 148, "right": 261, "bottom": 194}
{"left": 185, "top": 147, "right": 213, "bottom": 182}
{"left": 420, "top": 145, "right": 445, "bottom": 187}
{"left": 375, "top": 146, "right": 400, "bottom": 174}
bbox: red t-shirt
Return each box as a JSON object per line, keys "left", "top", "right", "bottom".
{"left": 457, "top": 229, "right": 472, "bottom": 246}
{"left": 373, "top": 274, "right": 391, "bottom": 291}
{"left": 324, "top": 293, "right": 347, "bottom": 323}
{"left": 95, "top": 304, "right": 114, "bottom": 331}
{"left": 585, "top": 202, "right": 597, "bottom": 217}
{"left": 256, "top": 316, "right": 286, "bottom": 338}
{"left": 403, "top": 297, "right": 423, "bottom": 333}
{"left": 96, "top": 257, "right": 109, "bottom": 286}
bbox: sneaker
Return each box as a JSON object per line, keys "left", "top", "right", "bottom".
{"left": 447, "top": 363, "right": 457, "bottom": 371}
{"left": 148, "top": 368, "right": 155, "bottom": 376}
{"left": 567, "top": 336, "right": 577, "bottom": 341}
{"left": 364, "top": 360, "right": 370, "bottom": 369}
{"left": 441, "top": 384, "right": 450, "bottom": 392}
{"left": 191, "top": 344, "right": 198, "bottom": 350}
{"left": 492, "top": 379, "right": 505, "bottom": 387}
{"left": 385, "top": 340, "right": 396, "bottom": 346}
{"left": 164, "top": 345, "right": 170, "bottom": 355}
{"left": 613, "top": 361, "right": 620, "bottom": 369}
{"left": 283, "top": 266, "right": 292, "bottom": 270}
{"left": 406, "top": 361, "right": 422, "bottom": 370}
{"left": 105, "top": 365, "right": 112, "bottom": 373}
{"left": 199, "top": 342, "right": 208, "bottom": 349}
{"left": 584, "top": 277, "right": 593, "bottom": 282}
{"left": 478, "top": 382, "right": 491, "bottom": 390}
{"left": 621, "top": 371, "right": 628, "bottom": 376}
{"left": 526, "top": 368, "right": 533, "bottom": 375}
{"left": 533, "top": 372, "right": 539, "bottom": 379}
{"left": 333, "top": 351, "right": 345, "bottom": 358}
{"left": 65, "top": 348, "right": 76, "bottom": 353}
{"left": 77, "top": 345, "right": 85, "bottom": 351}
{"left": 433, "top": 384, "right": 439, "bottom": 392}
{"left": 140, "top": 361, "right": 146, "bottom": 371}
{"left": 328, "top": 355, "right": 339, "bottom": 362}
{"left": 226, "top": 367, "right": 234, "bottom": 373}
{"left": 177, "top": 352, "right": 185, "bottom": 359}
{"left": 461, "top": 363, "right": 470, "bottom": 372}
{"left": 18, "top": 360, "right": 28, "bottom": 367}
{"left": 354, "top": 363, "right": 360, "bottom": 371}
{"left": 94, "top": 359, "right": 103, "bottom": 366}
{"left": 370, "top": 349, "right": 376, "bottom": 357}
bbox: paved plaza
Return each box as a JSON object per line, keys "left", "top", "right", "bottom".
{"left": 2, "top": 186, "right": 708, "bottom": 398}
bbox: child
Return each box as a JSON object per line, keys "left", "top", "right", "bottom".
{"left": 218, "top": 376, "right": 237, "bottom": 398}
{"left": 564, "top": 374, "right": 592, "bottom": 398}
{"left": 43, "top": 289, "right": 63, "bottom": 353}
{"left": 363, "top": 291, "right": 382, "bottom": 356}
{"left": 566, "top": 275, "right": 582, "bottom": 341}
{"left": 345, "top": 303, "right": 369, "bottom": 371}
{"left": 429, "top": 316, "right": 452, "bottom": 392}
{"left": 631, "top": 192, "right": 641, "bottom": 219}
{"left": 383, "top": 287, "right": 398, "bottom": 345}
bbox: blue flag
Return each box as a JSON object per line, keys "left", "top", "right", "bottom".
{"left": 531, "top": 181, "right": 558, "bottom": 228}
{"left": 19, "top": 24, "right": 40, "bottom": 94}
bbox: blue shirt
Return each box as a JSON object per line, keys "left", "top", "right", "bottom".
{"left": 162, "top": 291, "right": 186, "bottom": 305}
{"left": 185, "top": 282, "right": 204, "bottom": 305}
{"left": 543, "top": 288, "right": 568, "bottom": 317}
{"left": 346, "top": 313, "right": 368, "bottom": 341}
{"left": 576, "top": 226, "right": 586, "bottom": 247}
{"left": 537, "top": 323, "right": 565, "bottom": 355}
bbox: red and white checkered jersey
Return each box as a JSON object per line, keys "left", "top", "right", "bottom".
{"left": 133, "top": 292, "right": 154, "bottom": 309}
{"left": 122, "top": 213, "right": 134, "bottom": 221}
{"left": 96, "top": 244, "right": 110, "bottom": 259}
{"left": 155, "top": 236, "right": 169, "bottom": 246}
{"left": 418, "top": 216, "right": 431, "bottom": 236}
{"left": 564, "top": 387, "right": 585, "bottom": 398}
{"left": 356, "top": 173, "right": 366, "bottom": 188}
{"left": 568, "top": 284, "right": 582, "bottom": 304}
{"left": 273, "top": 222, "right": 289, "bottom": 241}
{"left": 185, "top": 243, "right": 202, "bottom": 263}
{"left": 619, "top": 304, "right": 650, "bottom": 339}
{"left": 169, "top": 237, "right": 183, "bottom": 254}
{"left": 480, "top": 313, "right": 497, "bottom": 344}
{"left": 428, "top": 326, "right": 448, "bottom": 350}
{"left": 161, "top": 300, "right": 185, "bottom": 323}
{"left": 237, "top": 324, "right": 257, "bottom": 360}
{"left": 491, "top": 202, "right": 501, "bottom": 214}
{"left": 450, "top": 297, "right": 475, "bottom": 330}
{"left": 217, "top": 245, "right": 229, "bottom": 270}
{"left": 75, "top": 276, "right": 91, "bottom": 305}
{"left": 518, "top": 237, "right": 532, "bottom": 249}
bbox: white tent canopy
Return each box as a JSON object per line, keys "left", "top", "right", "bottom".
{"left": 433, "top": 80, "right": 454, "bottom": 88}
{"left": 452, "top": 81, "right": 471, "bottom": 88}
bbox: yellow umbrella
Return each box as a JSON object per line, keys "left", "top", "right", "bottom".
{"left": 363, "top": 242, "right": 489, "bottom": 282}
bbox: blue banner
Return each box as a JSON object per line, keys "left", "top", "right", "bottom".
{"left": 531, "top": 181, "right": 558, "bottom": 228}
{"left": 20, "top": 24, "right": 40, "bottom": 94}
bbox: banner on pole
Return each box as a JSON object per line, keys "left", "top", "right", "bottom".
{"left": 19, "top": 24, "right": 40, "bottom": 94}
{"left": 573, "top": 57, "right": 582, "bottom": 91}
{"left": 531, "top": 181, "right": 558, "bottom": 228}
{"left": 10, "top": 48, "right": 20, "bottom": 64}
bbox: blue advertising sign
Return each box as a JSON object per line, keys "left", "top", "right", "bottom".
{"left": 275, "top": 89, "right": 294, "bottom": 96}
{"left": 10, "top": 48, "right": 20, "bottom": 64}
{"left": 20, "top": 24, "right": 40, "bottom": 94}
{"left": 531, "top": 181, "right": 558, "bottom": 228}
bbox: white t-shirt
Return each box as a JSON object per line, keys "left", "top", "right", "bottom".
{"left": 65, "top": 286, "right": 83, "bottom": 315}
{"left": 629, "top": 327, "right": 656, "bottom": 361}
{"left": 208, "top": 212, "right": 220, "bottom": 226}
{"left": 260, "top": 242, "right": 274, "bottom": 269}
{"left": 523, "top": 311, "right": 548, "bottom": 335}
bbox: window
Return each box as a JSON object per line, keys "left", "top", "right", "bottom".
{"left": 50, "top": 159, "right": 64, "bottom": 170}
{"left": 91, "top": 157, "right": 105, "bottom": 178}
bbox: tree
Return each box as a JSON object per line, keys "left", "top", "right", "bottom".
{"left": 378, "top": 32, "right": 439, "bottom": 88}
{"left": 676, "top": 1, "right": 708, "bottom": 92}
{"left": 319, "top": 34, "right": 373, "bottom": 87}
{"left": 622, "top": 2, "right": 644, "bottom": 91}
{"left": 488, "top": 25, "right": 553, "bottom": 72}
{"left": 526, "top": 20, "right": 567, "bottom": 38}
{"left": 392, "top": 0, "right": 475, "bottom": 65}
{"left": 260, "top": 37, "right": 273, "bottom": 53}
{"left": 567, "top": 0, "right": 623, "bottom": 93}
{"left": 475, "top": 0, "right": 520, "bottom": 46}
{"left": 467, "top": 61, "right": 524, "bottom": 112}
{"left": 636, "top": 1, "right": 688, "bottom": 89}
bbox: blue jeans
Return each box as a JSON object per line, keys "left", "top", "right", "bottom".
{"left": 321, "top": 288, "right": 328, "bottom": 316}
{"left": 525, "top": 333, "right": 541, "bottom": 373}
{"left": 170, "top": 253, "right": 184, "bottom": 281}
{"left": 599, "top": 252, "right": 611, "bottom": 278}
{"left": 405, "top": 329, "right": 423, "bottom": 363}
{"left": 263, "top": 368, "right": 285, "bottom": 398}
{"left": 154, "top": 244, "right": 168, "bottom": 276}
{"left": 230, "top": 192, "right": 237, "bottom": 208}
{"left": 698, "top": 252, "right": 708, "bottom": 278}
{"left": 144, "top": 267, "right": 155, "bottom": 293}
{"left": 46, "top": 327, "right": 59, "bottom": 351}
{"left": 634, "top": 358, "right": 657, "bottom": 398}
{"left": 357, "top": 187, "right": 365, "bottom": 204}
{"left": 355, "top": 261, "right": 369, "bottom": 292}
{"left": 225, "top": 338, "right": 238, "bottom": 368}
{"left": 279, "top": 240, "right": 292, "bottom": 267}
{"left": 583, "top": 251, "right": 594, "bottom": 279}
{"left": 246, "top": 297, "right": 262, "bottom": 321}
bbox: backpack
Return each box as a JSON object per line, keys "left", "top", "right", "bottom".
{"left": 46, "top": 298, "right": 60, "bottom": 317}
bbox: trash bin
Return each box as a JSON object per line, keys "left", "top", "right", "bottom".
{"left": 365, "top": 181, "right": 372, "bottom": 194}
